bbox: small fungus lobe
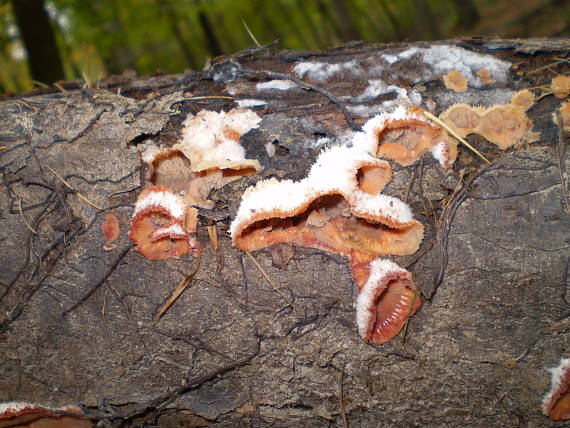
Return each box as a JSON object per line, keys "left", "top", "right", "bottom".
{"left": 476, "top": 69, "right": 496, "bottom": 85}
{"left": 551, "top": 75, "right": 570, "bottom": 99}
{"left": 357, "top": 106, "right": 458, "bottom": 168}
{"left": 443, "top": 70, "right": 468, "bottom": 92}
{"left": 542, "top": 358, "right": 570, "bottom": 420}
{"left": 128, "top": 186, "right": 200, "bottom": 260}
{"left": 102, "top": 212, "right": 120, "bottom": 250}
{"left": 356, "top": 259, "right": 422, "bottom": 344}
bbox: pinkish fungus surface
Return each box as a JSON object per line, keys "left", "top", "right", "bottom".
{"left": 356, "top": 106, "right": 458, "bottom": 168}
{"left": 543, "top": 358, "right": 570, "bottom": 420}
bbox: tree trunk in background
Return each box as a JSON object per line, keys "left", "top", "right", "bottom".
{"left": 0, "top": 38, "right": 569, "bottom": 427}
{"left": 453, "top": 0, "right": 480, "bottom": 32}
{"left": 11, "top": 0, "right": 65, "bottom": 84}
{"left": 410, "top": 0, "right": 442, "bottom": 39}
{"left": 198, "top": 5, "right": 223, "bottom": 57}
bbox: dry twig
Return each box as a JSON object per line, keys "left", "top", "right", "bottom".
{"left": 245, "top": 251, "right": 296, "bottom": 309}
{"left": 423, "top": 111, "right": 491, "bottom": 164}
{"left": 155, "top": 251, "right": 203, "bottom": 319}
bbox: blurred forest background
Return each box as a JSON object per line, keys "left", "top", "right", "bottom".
{"left": 1, "top": 0, "right": 569, "bottom": 95}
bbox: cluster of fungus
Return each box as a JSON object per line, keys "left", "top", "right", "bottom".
{"left": 440, "top": 89, "right": 539, "bottom": 150}
{"left": 128, "top": 109, "right": 262, "bottom": 260}
{"left": 231, "top": 106, "right": 456, "bottom": 344}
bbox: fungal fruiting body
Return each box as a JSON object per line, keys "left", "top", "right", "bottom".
{"left": 129, "top": 109, "right": 262, "bottom": 259}
{"left": 128, "top": 186, "right": 200, "bottom": 260}
{"left": 542, "top": 358, "right": 570, "bottom": 420}
{"left": 551, "top": 75, "right": 570, "bottom": 99}
{"left": 356, "top": 259, "right": 422, "bottom": 344}
{"left": 440, "top": 90, "right": 539, "bottom": 150}
{"left": 0, "top": 401, "right": 91, "bottom": 428}
{"left": 231, "top": 135, "right": 426, "bottom": 344}
{"left": 356, "top": 106, "right": 458, "bottom": 168}
{"left": 230, "top": 144, "right": 424, "bottom": 258}
{"left": 102, "top": 212, "right": 120, "bottom": 250}
{"left": 443, "top": 70, "right": 468, "bottom": 92}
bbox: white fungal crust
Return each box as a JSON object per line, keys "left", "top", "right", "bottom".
{"left": 229, "top": 143, "right": 415, "bottom": 242}
{"left": 542, "top": 357, "right": 570, "bottom": 418}
{"left": 355, "top": 259, "right": 412, "bottom": 342}
{"left": 133, "top": 187, "right": 186, "bottom": 222}
{"left": 130, "top": 108, "right": 264, "bottom": 259}
{"left": 178, "top": 109, "right": 262, "bottom": 173}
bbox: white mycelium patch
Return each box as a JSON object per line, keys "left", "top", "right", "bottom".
{"left": 542, "top": 357, "right": 570, "bottom": 416}
{"left": 151, "top": 223, "right": 187, "bottom": 240}
{"left": 179, "top": 108, "right": 262, "bottom": 172}
{"left": 256, "top": 79, "right": 296, "bottom": 91}
{"left": 380, "top": 45, "right": 510, "bottom": 89}
{"left": 293, "top": 59, "right": 363, "bottom": 82}
{"left": 355, "top": 258, "right": 411, "bottom": 339}
{"left": 235, "top": 99, "right": 267, "bottom": 108}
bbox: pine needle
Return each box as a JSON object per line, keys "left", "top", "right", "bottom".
{"left": 245, "top": 251, "right": 296, "bottom": 309}
{"left": 400, "top": 289, "right": 419, "bottom": 345}
{"left": 185, "top": 95, "right": 235, "bottom": 101}
{"left": 207, "top": 224, "right": 218, "bottom": 250}
{"left": 423, "top": 110, "right": 491, "bottom": 164}
{"left": 155, "top": 251, "right": 202, "bottom": 320}
{"left": 43, "top": 162, "right": 104, "bottom": 210}
{"left": 18, "top": 194, "right": 37, "bottom": 234}
{"left": 242, "top": 19, "right": 261, "bottom": 47}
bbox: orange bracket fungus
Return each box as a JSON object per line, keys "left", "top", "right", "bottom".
{"left": 129, "top": 108, "right": 262, "bottom": 259}
{"left": 440, "top": 89, "right": 539, "bottom": 150}
{"left": 0, "top": 402, "right": 91, "bottom": 428}
{"left": 443, "top": 70, "right": 468, "bottom": 93}
{"left": 356, "top": 106, "right": 458, "bottom": 168}
{"left": 128, "top": 186, "right": 200, "bottom": 260}
{"left": 356, "top": 259, "right": 421, "bottom": 344}
{"left": 542, "top": 358, "right": 570, "bottom": 421}
{"left": 230, "top": 109, "right": 436, "bottom": 344}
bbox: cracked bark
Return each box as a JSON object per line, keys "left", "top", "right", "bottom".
{"left": 0, "top": 38, "right": 569, "bottom": 427}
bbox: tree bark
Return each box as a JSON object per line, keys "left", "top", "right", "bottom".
{"left": 0, "top": 37, "right": 569, "bottom": 427}
{"left": 11, "top": 0, "right": 65, "bottom": 84}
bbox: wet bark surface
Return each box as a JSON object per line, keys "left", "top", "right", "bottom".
{"left": 0, "top": 38, "right": 569, "bottom": 427}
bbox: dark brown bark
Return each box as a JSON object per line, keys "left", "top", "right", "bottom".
{"left": 0, "top": 38, "right": 569, "bottom": 427}
{"left": 10, "top": 0, "right": 65, "bottom": 84}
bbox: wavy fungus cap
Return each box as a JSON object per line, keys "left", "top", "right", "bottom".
{"left": 230, "top": 143, "right": 423, "bottom": 257}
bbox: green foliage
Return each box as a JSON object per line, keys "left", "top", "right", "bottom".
{"left": 0, "top": 0, "right": 568, "bottom": 94}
